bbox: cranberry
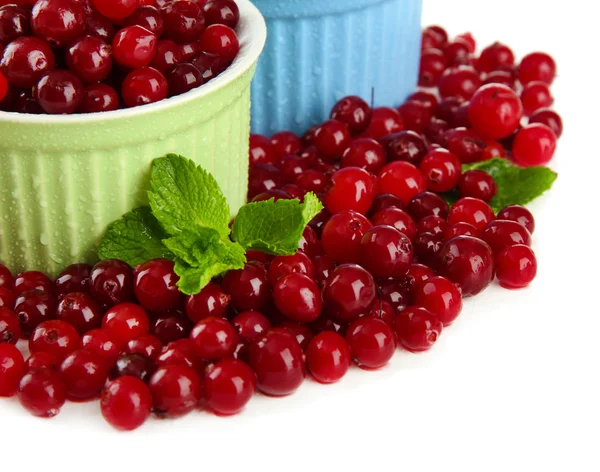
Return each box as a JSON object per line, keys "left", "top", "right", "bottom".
{"left": 360, "top": 225, "right": 413, "bottom": 278}
{"left": 483, "top": 70, "right": 517, "bottom": 90}
{"left": 519, "top": 52, "right": 556, "bottom": 85}
{"left": 341, "top": 138, "right": 386, "bottom": 174}
{"left": 413, "top": 232, "right": 443, "bottom": 267}
{"left": 443, "top": 222, "right": 478, "bottom": 241}
{"left": 368, "top": 300, "right": 396, "bottom": 328}
{"left": 156, "top": 339, "right": 201, "bottom": 370}
{"left": 90, "top": 259, "right": 135, "bottom": 309}
{"left": 397, "top": 100, "right": 433, "bottom": 134}
{"left": 419, "top": 48, "right": 447, "bottom": 86}
{"left": 249, "top": 328, "right": 305, "bottom": 396}
{"left": 0, "top": 71, "right": 9, "bottom": 105}
{"left": 443, "top": 38, "right": 471, "bottom": 65}
{"left": 0, "top": 264, "right": 13, "bottom": 291}
{"left": 395, "top": 306, "right": 443, "bottom": 352}
{"left": 438, "top": 65, "right": 482, "bottom": 100}
{"left": 521, "top": 82, "right": 554, "bottom": 117}
{"left": 477, "top": 42, "right": 515, "bottom": 72}
{"left": 467, "top": 84, "right": 522, "bottom": 140}
{"left": 495, "top": 245, "right": 537, "bottom": 289}
{"left": 185, "top": 282, "right": 230, "bottom": 323}
{"left": 407, "top": 89, "right": 439, "bottom": 110}
{"left": 101, "top": 376, "right": 152, "bottom": 430}
{"left": 323, "top": 264, "right": 376, "bottom": 323}
{"left": 418, "top": 148, "right": 462, "bottom": 193}
{"left": 0, "top": 5, "right": 30, "bottom": 44}
{"left": 305, "top": 332, "right": 350, "bottom": 384}
{"left": 248, "top": 163, "right": 281, "bottom": 198}
{"left": 458, "top": 170, "right": 497, "bottom": 203}
{"left": 324, "top": 167, "right": 376, "bottom": 215}
{"left": 321, "top": 211, "right": 372, "bottom": 264}
{"left": 457, "top": 32, "right": 476, "bottom": 52}
{"left": 497, "top": 205, "right": 535, "bottom": 234}
{"left": 134, "top": 259, "right": 182, "bottom": 313}
{"left": 249, "top": 134, "right": 276, "bottom": 165}
{"left": 81, "top": 83, "right": 119, "bottom": 113}
{"left": 448, "top": 197, "right": 495, "bottom": 232}
{"left": 150, "top": 39, "right": 182, "bottom": 73}
{"left": 203, "top": 0, "right": 239, "bottom": 28}
{"left": 529, "top": 108, "right": 563, "bottom": 139}
{"left": 191, "top": 50, "right": 229, "bottom": 81}
{"left": 346, "top": 317, "right": 395, "bottom": 369}
{"left": 308, "top": 207, "right": 331, "bottom": 237}
{"left": 189, "top": 316, "right": 238, "bottom": 361}
{"left": 512, "top": 123, "right": 557, "bottom": 167}
{"left": 14, "top": 270, "right": 53, "bottom": 295}
{"left": 435, "top": 96, "right": 464, "bottom": 124}
{"left": 14, "top": 290, "right": 56, "bottom": 337}
{"left": 102, "top": 303, "right": 150, "bottom": 346}
{"left": 330, "top": 95, "right": 372, "bottom": 135}
{"left": 18, "top": 367, "right": 66, "bottom": 417}
{"left": 364, "top": 107, "right": 404, "bottom": 139}
{"left": 418, "top": 215, "right": 447, "bottom": 236}
{"left": 55, "top": 292, "right": 102, "bottom": 335}
{"left": 31, "top": 0, "right": 86, "bottom": 47}
{"left": 399, "top": 263, "right": 436, "bottom": 295}
{"left": 413, "top": 276, "right": 462, "bottom": 326}
{"left": 0, "top": 288, "right": 16, "bottom": 310}
{"left": 65, "top": 35, "right": 111, "bottom": 84}
{"left": 198, "top": 23, "right": 238, "bottom": 61}
{"left": 0, "top": 307, "right": 20, "bottom": 345}
{"left": 313, "top": 119, "right": 351, "bottom": 161}
{"left": 295, "top": 169, "right": 328, "bottom": 193}
{"left": 34, "top": 70, "right": 83, "bottom": 115}
{"left": 122, "top": 66, "right": 168, "bottom": 107}
{"left": 92, "top": 0, "right": 138, "bottom": 21}
{"left": 29, "top": 320, "right": 80, "bottom": 363}
{"left": 379, "top": 130, "right": 427, "bottom": 167}
{"left": 371, "top": 208, "right": 417, "bottom": 241}
{"left": 0, "top": 343, "right": 24, "bottom": 396}
{"left": 272, "top": 273, "right": 322, "bottom": 323}
{"left": 445, "top": 127, "right": 487, "bottom": 163}
{"left": 0, "top": 36, "right": 54, "bottom": 88}
{"left": 310, "top": 255, "right": 332, "bottom": 288}
{"left": 59, "top": 349, "right": 109, "bottom": 400}
{"left": 112, "top": 25, "right": 157, "bottom": 69}
{"left": 81, "top": 329, "right": 120, "bottom": 366}
{"left": 126, "top": 5, "right": 164, "bottom": 36}
{"left": 408, "top": 191, "right": 450, "bottom": 221}
{"left": 480, "top": 219, "right": 532, "bottom": 255}
{"left": 148, "top": 364, "right": 201, "bottom": 417}
{"left": 152, "top": 314, "right": 191, "bottom": 344}
{"left": 109, "top": 353, "right": 156, "bottom": 383}
{"left": 54, "top": 263, "right": 91, "bottom": 297}
{"left": 87, "top": 12, "right": 116, "bottom": 43}
{"left": 232, "top": 311, "right": 271, "bottom": 343}
{"left": 423, "top": 25, "right": 448, "bottom": 47}
{"left": 179, "top": 40, "right": 202, "bottom": 60}
{"left": 204, "top": 358, "right": 255, "bottom": 415}
{"left": 298, "top": 225, "right": 321, "bottom": 258}
{"left": 270, "top": 131, "right": 301, "bottom": 161}
{"left": 124, "top": 334, "right": 163, "bottom": 361}
{"left": 221, "top": 263, "right": 271, "bottom": 312}
{"left": 268, "top": 252, "right": 315, "bottom": 284}
{"left": 482, "top": 141, "right": 505, "bottom": 160}
{"left": 275, "top": 154, "right": 308, "bottom": 183}
{"left": 378, "top": 161, "right": 427, "bottom": 205}
{"left": 369, "top": 193, "right": 405, "bottom": 216}
{"left": 162, "top": 0, "right": 206, "bottom": 44}
{"left": 438, "top": 236, "right": 495, "bottom": 296}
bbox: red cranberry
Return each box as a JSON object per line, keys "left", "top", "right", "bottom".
{"left": 277, "top": 154, "right": 309, "bottom": 183}
{"left": 438, "top": 236, "right": 495, "bottom": 296}
{"left": 232, "top": 311, "right": 271, "bottom": 343}
{"left": 360, "top": 225, "right": 413, "bottom": 278}
{"left": 249, "top": 328, "right": 305, "bottom": 396}
{"left": 314, "top": 119, "right": 351, "bottom": 161}
{"left": 29, "top": 320, "right": 80, "bottom": 363}
{"left": 152, "top": 314, "right": 192, "bottom": 344}
{"left": 419, "top": 48, "right": 447, "bottom": 86}
{"left": 413, "top": 276, "right": 462, "bottom": 326}
{"left": 101, "top": 376, "right": 152, "bottom": 430}
{"left": 0, "top": 343, "right": 24, "bottom": 396}
{"left": 162, "top": 0, "right": 206, "bottom": 44}
{"left": 435, "top": 96, "right": 464, "bottom": 124}
{"left": 198, "top": 23, "right": 238, "bottom": 61}
{"left": 156, "top": 339, "right": 201, "bottom": 370}
{"left": 248, "top": 163, "right": 281, "bottom": 198}
{"left": 54, "top": 263, "right": 91, "bottom": 297}
{"left": 0, "top": 36, "right": 54, "bottom": 88}
{"left": 413, "top": 232, "right": 443, "bottom": 267}
{"left": 397, "top": 100, "right": 433, "bottom": 134}
{"left": 395, "top": 306, "right": 443, "bottom": 352}
{"left": 306, "top": 332, "right": 350, "bottom": 384}
{"left": 0, "top": 264, "right": 13, "bottom": 291}
{"left": 468, "top": 84, "right": 522, "bottom": 140}
{"left": 480, "top": 220, "right": 532, "bottom": 255}
{"left": 268, "top": 252, "right": 315, "bottom": 284}
{"left": 221, "top": 263, "right": 271, "bottom": 312}
{"left": 443, "top": 37, "right": 472, "bottom": 65}
{"left": 113, "top": 25, "right": 157, "bottom": 69}
{"left": 519, "top": 52, "right": 556, "bottom": 85}
{"left": 419, "top": 149, "right": 462, "bottom": 193}
{"left": 14, "top": 270, "right": 53, "bottom": 295}
{"left": 81, "top": 83, "right": 119, "bottom": 113}
{"left": 378, "top": 278, "right": 409, "bottom": 312}
{"left": 364, "top": 107, "right": 404, "bottom": 139}
{"left": 18, "top": 367, "right": 66, "bottom": 417}
{"left": 102, "top": 303, "right": 150, "bottom": 346}
{"left": 273, "top": 273, "right": 322, "bottom": 323}
{"left": 324, "top": 167, "right": 376, "bottom": 215}
{"left": 92, "top": 0, "right": 138, "bottom": 22}
{"left": 14, "top": 290, "right": 57, "bottom": 337}
{"left": 497, "top": 205, "right": 535, "bottom": 234}
{"left": 445, "top": 127, "right": 487, "bottom": 163}
{"left": 276, "top": 322, "right": 311, "bottom": 352}
{"left": 81, "top": 329, "right": 120, "bottom": 366}
{"left": 321, "top": 211, "right": 372, "bottom": 264}
{"left": 477, "top": 42, "right": 515, "bottom": 72}
{"left": 270, "top": 131, "right": 301, "bottom": 161}
{"left": 482, "top": 141, "right": 505, "bottom": 160}
{"left": 368, "top": 300, "right": 396, "bottom": 328}
{"left": 341, "top": 138, "right": 386, "bottom": 174}
{"left": 59, "top": 349, "right": 109, "bottom": 400}
{"left": 0, "top": 288, "right": 16, "bottom": 310}
{"left": 443, "top": 222, "right": 478, "bottom": 241}
{"left": 56, "top": 292, "right": 102, "bottom": 335}
{"left": 166, "top": 61, "right": 203, "bottom": 96}
{"left": 249, "top": 134, "right": 276, "bottom": 165}
{"left": 67, "top": 36, "right": 112, "bottom": 83}
{"left": 408, "top": 191, "right": 449, "bottom": 221}
{"left": 295, "top": 169, "right": 327, "bottom": 193}
{"left": 483, "top": 70, "right": 517, "bottom": 90}
{"left": 148, "top": 364, "right": 201, "bottom": 417}
{"left": 323, "top": 264, "right": 376, "bottom": 323}
{"left": 191, "top": 50, "right": 229, "bottom": 81}
{"left": 124, "top": 335, "right": 163, "bottom": 361}
{"left": 399, "top": 263, "right": 436, "bottom": 295}
{"left": 371, "top": 207, "right": 417, "bottom": 241}
{"left": 150, "top": 39, "right": 182, "bottom": 73}
{"left": 512, "top": 123, "right": 557, "bottom": 167}
{"left": 438, "top": 65, "right": 482, "bottom": 100}
{"left": 179, "top": 40, "right": 202, "bottom": 61}
{"left": 458, "top": 170, "right": 498, "bottom": 202}
{"left": 109, "top": 353, "right": 156, "bottom": 383}
{"left": 330, "top": 95, "right": 372, "bottom": 135}
{"left": 190, "top": 316, "right": 238, "bottom": 361}
{"left": 521, "top": 81, "right": 554, "bottom": 116}
{"left": 0, "top": 307, "right": 21, "bottom": 344}
{"left": 134, "top": 259, "right": 182, "bottom": 313}
{"left": 34, "top": 70, "right": 83, "bottom": 114}
{"left": 529, "top": 108, "right": 563, "bottom": 139}
{"left": 308, "top": 207, "right": 331, "bottom": 237}
{"left": 185, "top": 282, "right": 230, "bottom": 323}
{"left": 417, "top": 215, "right": 447, "bottom": 236}
{"left": 0, "top": 5, "right": 30, "bottom": 44}
{"left": 448, "top": 197, "right": 495, "bottom": 232}
{"left": 90, "top": 259, "right": 135, "bottom": 309}
{"left": 126, "top": 5, "right": 164, "bottom": 36}
{"left": 312, "top": 255, "right": 334, "bottom": 288}
{"left": 378, "top": 161, "right": 427, "bottom": 205}
{"left": 204, "top": 358, "right": 255, "bottom": 415}
{"left": 122, "top": 66, "right": 168, "bottom": 107}
{"left": 0, "top": 71, "right": 10, "bottom": 105}
{"left": 495, "top": 245, "right": 537, "bottom": 289}
{"left": 379, "top": 130, "right": 427, "bottom": 167}
{"left": 298, "top": 225, "right": 321, "bottom": 258}
{"left": 87, "top": 12, "right": 116, "bottom": 42}
{"left": 31, "top": 0, "right": 86, "bottom": 47}
{"left": 423, "top": 25, "right": 448, "bottom": 47}
{"left": 407, "top": 89, "right": 439, "bottom": 110}
{"left": 203, "top": 0, "right": 240, "bottom": 28}
{"left": 346, "top": 317, "right": 395, "bottom": 369}
{"left": 368, "top": 193, "right": 405, "bottom": 216}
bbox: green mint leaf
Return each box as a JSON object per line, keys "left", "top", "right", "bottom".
{"left": 231, "top": 192, "right": 323, "bottom": 255}
{"left": 165, "top": 230, "right": 246, "bottom": 295}
{"left": 148, "top": 154, "right": 231, "bottom": 239}
{"left": 97, "top": 207, "right": 174, "bottom": 267}
{"left": 463, "top": 158, "right": 557, "bottom": 212}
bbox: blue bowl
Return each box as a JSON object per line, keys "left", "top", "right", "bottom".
{"left": 250, "top": 0, "right": 423, "bottom": 136}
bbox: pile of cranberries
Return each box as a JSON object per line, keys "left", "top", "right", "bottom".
{"left": 0, "top": 0, "right": 240, "bottom": 114}
{"left": 0, "top": 25, "right": 556, "bottom": 431}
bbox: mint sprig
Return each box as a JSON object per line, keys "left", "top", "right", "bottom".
{"left": 98, "top": 155, "right": 323, "bottom": 295}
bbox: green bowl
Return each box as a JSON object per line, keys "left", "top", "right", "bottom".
{"left": 0, "top": 0, "right": 266, "bottom": 276}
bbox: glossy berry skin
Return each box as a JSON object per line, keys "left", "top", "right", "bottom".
{"left": 126, "top": 5, "right": 165, "bottom": 36}
{"left": 150, "top": 39, "right": 182, "bottom": 73}
{"left": 14, "top": 270, "right": 53, "bottom": 295}
{"left": 324, "top": 167, "right": 376, "bottom": 215}
{"left": 379, "top": 130, "right": 427, "bottom": 167}
{"left": 124, "top": 335, "right": 163, "bottom": 361}
{"left": 81, "top": 83, "right": 119, "bottom": 113}
{"left": 162, "top": 0, "right": 206, "bottom": 44}
{"left": 203, "top": 0, "right": 240, "bottom": 28}
{"left": 190, "top": 316, "right": 238, "bottom": 361}
{"left": 122, "top": 66, "right": 168, "bottom": 108}
{"left": 273, "top": 273, "right": 322, "bottom": 323}
{"left": 87, "top": 11, "right": 116, "bottom": 42}
{"left": 341, "top": 138, "right": 386, "bottom": 174}
{"left": 408, "top": 191, "right": 449, "bottom": 222}
{"left": 400, "top": 263, "right": 436, "bottom": 295}
{"left": 438, "top": 66, "right": 482, "bottom": 100}
{"left": 249, "top": 328, "right": 305, "bottom": 396}
{"left": 481, "top": 220, "right": 532, "bottom": 254}
{"left": 438, "top": 236, "right": 495, "bottom": 297}
{"left": 0, "top": 307, "right": 21, "bottom": 345}
{"left": 35, "top": 70, "right": 84, "bottom": 114}
{"left": 418, "top": 216, "right": 447, "bottom": 236}
{"left": 29, "top": 320, "right": 80, "bottom": 363}
{"left": 81, "top": 329, "right": 120, "bottom": 366}
{"left": 134, "top": 259, "right": 182, "bottom": 313}
{"left": 419, "top": 148, "right": 462, "bottom": 193}
{"left": 14, "top": 290, "right": 57, "bottom": 337}
{"left": 295, "top": 169, "right": 327, "bottom": 193}
{"left": 109, "top": 353, "right": 157, "bottom": 383}
{"left": 0, "top": 264, "right": 13, "bottom": 290}
{"left": 448, "top": 197, "right": 495, "bottom": 232}
{"left": 31, "top": 0, "right": 86, "bottom": 47}
{"left": 0, "top": 288, "right": 16, "bottom": 310}
{"left": 419, "top": 48, "right": 447, "bottom": 86}
{"left": 477, "top": 42, "right": 515, "bottom": 73}
{"left": 324, "top": 264, "right": 376, "bottom": 323}
{"left": 519, "top": 52, "right": 556, "bottom": 85}
{"left": 54, "top": 263, "right": 92, "bottom": 297}
{"left": 221, "top": 263, "right": 271, "bottom": 312}
{"left": 0, "top": 37, "right": 54, "bottom": 88}
{"left": 101, "top": 376, "right": 152, "bottom": 431}
{"left": 185, "top": 282, "right": 230, "bottom": 323}
{"left": 512, "top": 123, "right": 557, "bottom": 167}
{"left": 0, "top": 5, "right": 30, "bottom": 44}
{"left": 18, "top": 367, "right": 66, "bottom": 417}
{"left": 66, "top": 35, "right": 112, "bottom": 84}
{"left": 314, "top": 119, "right": 352, "bottom": 161}
{"left": 458, "top": 170, "right": 497, "bottom": 202}
{"left": 520, "top": 81, "right": 554, "bottom": 116}
{"left": 156, "top": 339, "right": 201, "bottom": 371}
{"left": 395, "top": 306, "right": 443, "bottom": 352}
{"left": 148, "top": 364, "right": 201, "bottom": 418}
{"left": 413, "top": 276, "right": 462, "bottom": 326}
{"left": 248, "top": 163, "right": 282, "bottom": 197}
{"left": 56, "top": 292, "right": 103, "bottom": 335}
{"left": 249, "top": 134, "right": 276, "bottom": 165}
{"left": 468, "top": 84, "right": 523, "bottom": 140}
{"left": 102, "top": 303, "right": 150, "bottom": 346}
{"left": 445, "top": 127, "right": 487, "bottom": 164}
{"left": 529, "top": 108, "right": 563, "bottom": 139}
{"left": 25, "top": 352, "right": 58, "bottom": 372}
{"left": 152, "top": 314, "right": 192, "bottom": 344}
{"left": 204, "top": 359, "right": 256, "bottom": 415}
{"left": 497, "top": 205, "right": 535, "bottom": 234}
{"left": 90, "top": 259, "right": 135, "bottom": 309}
{"left": 495, "top": 245, "right": 537, "bottom": 289}
{"left": 232, "top": 311, "right": 271, "bottom": 342}
{"left": 270, "top": 131, "right": 301, "bottom": 161}
{"left": 346, "top": 317, "right": 395, "bottom": 370}
{"left": 112, "top": 26, "right": 157, "bottom": 69}
{"left": 443, "top": 222, "right": 478, "bottom": 241}
{"left": 378, "top": 161, "right": 427, "bottom": 205}
{"left": 397, "top": 100, "right": 433, "bottom": 134}
{"left": 364, "top": 106, "right": 404, "bottom": 139}
{"left": 321, "top": 211, "right": 372, "bottom": 264}
{"left": 92, "top": 0, "right": 138, "bottom": 22}
{"left": 330, "top": 95, "right": 372, "bottom": 135}
{"left": 369, "top": 193, "right": 405, "bottom": 216}
{"left": 360, "top": 225, "right": 413, "bottom": 279}
{"left": 269, "top": 252, "right": 315, "bottom": 284}
{"left": 59, "top": 349, "right": 109, "bottom": 400}
{"left": 0, "top": 343, "right": 24, "bottom": 396}
{"left": 306, "top": 332, "right": 351, "bottom": 384}
{"left": 199, "top": 24, "right": 238, "bottom": 61}
{"left": 166, "top": 62, "right": 203, "bottom": 96}
{"left": 371, "top": 208, "right": 417, "bottom": 241}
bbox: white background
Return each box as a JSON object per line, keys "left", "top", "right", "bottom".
{"left": 2, "top": 1, "right": 599, "bottom": 471}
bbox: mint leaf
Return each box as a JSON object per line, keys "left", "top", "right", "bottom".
{"left": 463, "top": 158, "right": 557, "bottom": 212}
{"left": 148, "top": 154, "right": 231, "bottom": 239}
{"left": 231, "top": 193, "right": 323, "bottom": 255}
{"left": 97, "top": 207, "right": 174, "bottom": 266}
